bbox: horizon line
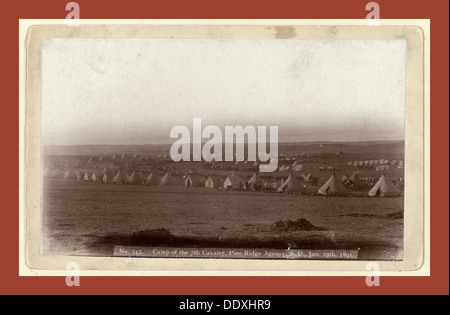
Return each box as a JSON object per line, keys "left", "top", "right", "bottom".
{"left": 44, "top": 139, "right": 406, "bottom": 147}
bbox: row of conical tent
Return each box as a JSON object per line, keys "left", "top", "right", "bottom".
{"left": 44, "top": 166, "right": 184, "bottom": 186}
{"left": 278, "top": 172, "right": 401, "bottom": 197}
{"left": 45, "top": 166, "right": 401, "bottom": 197}
{"left": 318, "top": 173, "right": 401, "bottom": 197}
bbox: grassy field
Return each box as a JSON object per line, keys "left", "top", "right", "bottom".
{"left": 42, "top": 178, "right": 404, "bottom": 261}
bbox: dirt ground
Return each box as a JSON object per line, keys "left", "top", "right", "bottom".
{"left": 42, "top": 178, "right": 404, "bottom": 261}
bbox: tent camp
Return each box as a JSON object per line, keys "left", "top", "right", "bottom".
{"left": 158, "top": 172, "right": 182, "bottom": 186}
{"left": 143, "top": 172, "right": 159, "bottom": 185}
{"left": 247, "top": 173, "right": 263, "bottom": 190}
{"left": 127, "top": 171, "right": 145, "bottom": 185}
{"left": 223, "top": 171, "right": 244, "bottom": 189}
{"left": 318, "top": 174, "right": 348, "bottom": 196}
{"left": 185, "top": 175, "right": 206, "bottom": 187}
{"left": 205, "top": 176, "right": 223, "bottom": 189}
{"left": 369, "top": 174, "right": 401, "bottom": 197}
{"left": 112, "top": 170, "right": 128, "bottom": 184}
{"left": 277, "top": 173, "right": 305, "bottom": 193}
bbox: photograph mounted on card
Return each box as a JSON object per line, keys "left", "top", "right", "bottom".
{"left": 20, "top": 20, "right": 428, "bottom": 275}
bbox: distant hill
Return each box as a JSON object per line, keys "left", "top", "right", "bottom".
{"left": 44, "top": 140, "right": 404, "bottom": 156}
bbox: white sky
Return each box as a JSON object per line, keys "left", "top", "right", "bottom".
{"left": 42, "top": 38, "right": 406, "bottom": 145}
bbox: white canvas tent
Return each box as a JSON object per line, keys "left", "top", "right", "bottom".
{"left": 127, "top": 171, "right": 145, "bottom": 185}
{"left": 63, "top": 169, "right": 77, "bottom": 179}
{"left": 158, "top": 172, "right": 182, "bottom": 186}
{"left": 144, "top": 172, "right": 159, "bottom": 186}
{"left": 369, "top": 174, "right": 401, "bottom": 197}
{"left": 223, "top": 171, "right": 244, "bottom": 189}
{"left": 318, "top": 174, "right": 348, "bottom": 196}
{"left": 277, "top": 173, "right": 305, "bottom": 193}
{"left": 112, "top": 170, "right": 128, "bottom": 184}
{"left": 185, "top": 175, "right": 205, "bottom": 187}
{"left": 205, "top": 176, "right": 223, "bottom": 189}
{"left": 247, "top": 173, "right": 263, "bottom": 190}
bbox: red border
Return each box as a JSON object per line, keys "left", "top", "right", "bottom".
{"left": 3, "top": 0, "right": 448, "bottom": 295}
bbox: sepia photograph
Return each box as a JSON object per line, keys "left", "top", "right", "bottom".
{"left": 38, "top": 32, "right": 407, "bottom": 262}
{"left": 20, "top": 21, "right": 429, "bottom": 275}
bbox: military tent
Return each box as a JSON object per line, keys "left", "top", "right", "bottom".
{"left": 92, "top": 171, "right": 103, "bottom": 182}
{"left": 158, "top": 172, "right": 182, "bottom": 186}
{"left": 318, "top": 174, "right": 348, "bottom": 196}
{"left": 277, "top": 173, "right": 305, "bottom": 193}
{"left": 205, "top": 176, "right": 223, "bottom": 189}
{"left": 369, "top": 174, "right": 401, "bottom": 197}
{"left": 143, "top": 172, "right": 159, "bottom": 186}
{"left": 102, "top": 168, "right": 117, "bottom": 183}
{"left": 51, "top": 169, "right": 64, "bottom": 178}
{"left": 348, "top": 172, "right": 363, "bottom": 188}
{"left": 127, "top": 171, "right": 145, "bottom": 185}
{"left": 223, "top": 171, "right": 244, "bottom": 189}
{"left": 63, "top": 169, "right": 77, "bottom": 179}
{"left": 185, "top": 175, "right": 206, "bottom": 187}
{"left": 112, "top": 170, "right": 128, "bottom": 184}
{"left": 247, "top": 173, "right": 263, "bottom": 190}
{"left": 83, "top": 172, "right": 92, "bottom": 181}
